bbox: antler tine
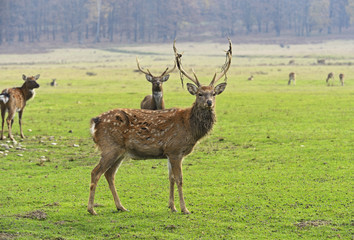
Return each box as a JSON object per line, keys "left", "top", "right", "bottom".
{"left": 209, "top": 38, "right": 232, "bottom": 86}
{"left": 159, "top": 60, "right": 177, "bottom": 77}
{"left": 173, "top": 40, "right": 201, "bottom": 87}
{"left": 136, "top": 57, "right": 153, "bottom": 76}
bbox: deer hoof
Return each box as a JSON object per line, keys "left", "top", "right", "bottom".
{"left": 117, "top": 207, "right": 128, "bottom": 212}
{"left": 169, "top": 206, "right": 177, "bottom": 212}
{"left": 88, "top": 208, "right": 97, "bottom": 215}
{"left": 182, "top": 209, "right": 191, "bottom": 215}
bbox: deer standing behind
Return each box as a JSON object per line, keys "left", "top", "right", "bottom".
{"left": 288, "top": 72, "right": 296, "bottom": 85}
{"left": 137, "top": 58, "right": 176, "bottom": 110}
{"left": 326, "top": 72, "right": 334, "bottom": 86}
{"left": 0, "top": 74, "right": 40, "bottom": 141}
{"left": 339, "top": 73, "right": 344, "bottom": 86}
{"left": 87, "top": 39, "right": 232, "bottom": 215}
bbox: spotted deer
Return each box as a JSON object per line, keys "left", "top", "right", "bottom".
{"left": 288, "top": 72, "right": 296, "bottom": 85}
{"left": 326, "top": 72, "right": 334, "bottom": 86}
{"left": 136, "top": 58, "right": 176, "bottom": 110}
{"left": 339, "top": 73, "right": 344, "bottom": 86}
{"left": 87, "top": 39, "right": 232, "bottom": 215}
{"left": 0, "top": 74, "right": 40, "bottom": 141}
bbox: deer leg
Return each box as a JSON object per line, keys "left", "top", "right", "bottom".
{"left": 104, "top": 157, "right": 128, "bottom": 212}
{"left": 0, "top": 106, "right": 5, "bottom": 140}
{"left": 6, "top": 111, "right": 15, "bottom": 141}
{"left": 169, "top": 157, "right": 190, "bottom": 214}
{"left": 18, "top": 110, "right": 24, "bottom": 138}
{"left": 167, "top": 159, "right": 177, "bottom": 212}
{"left": 88, "top": 149, "right": 124, "bottom": 215}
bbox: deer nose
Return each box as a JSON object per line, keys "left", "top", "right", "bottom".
{"left": 207, "top": 100, "right": 212, "bottom": 107}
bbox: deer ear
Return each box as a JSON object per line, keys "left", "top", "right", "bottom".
{"left": 161, "top": 75, "right": 170, "bottom": 82}
{"left": 145, "top": 75, "right": 153, "bottom": 82}
{"left": 35, "top": 74, "right": 40, "bottom": 80}
{"left": 214, "top": 82, "right": 227, "bottom": 95}
{"left": 22, "top": 74, "right": 27, "bottom": 80}
{"left": 187, "top": 83, "right": 198, "bottom": 95}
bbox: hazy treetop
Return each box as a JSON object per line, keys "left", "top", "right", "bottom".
{"left": 0, "top": 0, "right": 353, "bottom": 47}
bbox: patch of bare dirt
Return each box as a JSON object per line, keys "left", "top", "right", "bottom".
{"left": 0, "top": 232, "right": 16, "bottom": 240}
{"left": 295, "top": 220, "right": 331, "bottom": 229}
{"left": 16, "top": 210, "right": 47, "bottom": 220}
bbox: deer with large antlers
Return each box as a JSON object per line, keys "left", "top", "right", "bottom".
{"left": 0, "top": 74, "right": 40, "bottom": 141}
{"left": 87, "top": 39, "right": 232, "bottom": 215}
{"left": 136, "top": 58, "right": 176, "bottom": 110}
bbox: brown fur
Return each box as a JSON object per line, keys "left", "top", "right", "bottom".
{"left": 0, "top": 74, "right": 40, "bottom": 141}
{"left": 326, "top": 72, "right": 334, "bottom": 86}
{"left": 339, "top": 73, "right": 344, "bottom": 86}
{"left": 288, "top": 72, "right": 296, "bottom": 85}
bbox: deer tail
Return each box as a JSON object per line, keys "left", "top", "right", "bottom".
{"left": 0, "top": 90, "right": 10, "bottom": 104}
{"left": 90, "top": 117, "right": 100, "bottom": 144}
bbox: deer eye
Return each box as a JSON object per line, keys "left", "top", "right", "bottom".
{"left": 212, "top": 92, "right": 216, "bottom": 96}
{"left": 198, "top": 93, "right": 203, "bottom": 96}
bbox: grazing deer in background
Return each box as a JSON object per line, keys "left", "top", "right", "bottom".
{"left": 339, "top": 73, "right": 344, "bottom": 86}
{"left": 50, "top": 78, "right": 57, "bottom": 87}
{"left": 288, "top": 72, "right": 296, "bottom": 85}
{"left": 87, "top": 39, "right": 232, "bottom": 215}
{"left": 136, "top": 58, "right": 176, "bottom": 110}
{"left": 247, "top": 75, "right": 253, "bottom": 81}
{"left": 0, "top": 74, "right": 40, "bottom": 141}
{"left": 326, "top": 72, "right": 334, "bottom": 86}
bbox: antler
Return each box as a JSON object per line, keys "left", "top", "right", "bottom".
{"left": 158, "top": 61, "right": 177, "bottom": 78}
{"left": 173, "top": 40, "right": 201, "bottom": 87}
{"left": 209, "top": 38, "right": 232, "bottom": 86}
{"left": 137, "top": 57, "right": 176, "bottom": 77}
{"left": 136, "top": 57, "right": 152, "bottom": 76}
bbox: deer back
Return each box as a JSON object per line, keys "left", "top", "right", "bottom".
{"left": 91, "top": 108, "right": 198, "bottom": 160}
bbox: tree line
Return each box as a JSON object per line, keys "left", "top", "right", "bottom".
{"left": 0, "top": 0, "right": 353, "bottom": 46}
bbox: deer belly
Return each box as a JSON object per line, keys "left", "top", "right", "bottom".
{"left": 126, "top": 142, "right": 166, "bottom": 160}
{"left": 127, "top": 148, "right": 166, "bottom": 160}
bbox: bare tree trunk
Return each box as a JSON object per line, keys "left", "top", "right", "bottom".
{"left": 95, "top": 0, "right": 101, "bottom": 42}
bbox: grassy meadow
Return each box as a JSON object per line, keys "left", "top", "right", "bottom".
{"left": 0, "top": 40, "right": 353, "bottom": 239}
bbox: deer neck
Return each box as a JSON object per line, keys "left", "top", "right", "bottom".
{"left": 189, "top": 103, "right": 216, "bottom": 141}
{"left": 153, "top": 91, "right": 163, "bottom": 109}
{"left": 20, "top": 84, "right": 35, "bottom": 101}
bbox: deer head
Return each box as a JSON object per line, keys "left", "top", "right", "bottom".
{"left": 136, "top": 57, "right": 176, "bottom": 92}
{"left": 173, "top": 39, "right": 232, "bottom": 110}
{"left": 22, "top": 74, "right": 40, "bottom": 89}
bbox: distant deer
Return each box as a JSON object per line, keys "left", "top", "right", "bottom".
{"left": 326, "top": 72, "right": 334, "bottom": 86}
{"left": 50, "top": 78, "right": 57, "bottom": 87}
{"left": 87, "top": 39, "right": 232, "bottom": 215}
{"left": 288, "top": 72, "right": 296, "bottom": 85}
{"left": 136, "top": 58, "right": 176, "bottom": 110}
{"left": 0, "top": 74, "right": 40, "bottom": 141}
{"left": 247, "top": 75, "right": 253, "bottom": 81}
{"left": 339, "top": 73, "right": 344, "bottom": 86}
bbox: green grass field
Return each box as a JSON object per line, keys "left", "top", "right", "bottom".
{"left": 0, "top": 40, "right": 353, "bottom": 239}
